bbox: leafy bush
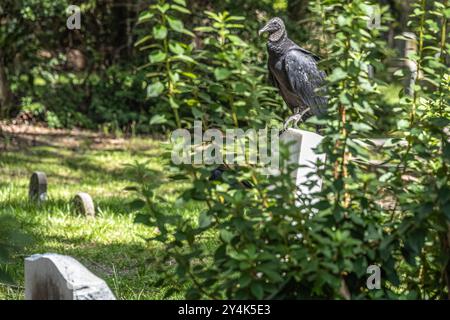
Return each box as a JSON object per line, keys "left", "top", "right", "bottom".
{"left": 192, "top": 11, "right": 283, "bottom": 129}
{"left": 135, "top": 0, "right": 196, "bottom": 130}
{"left": 130, "top": 0, "right": 450, "bottom": 299}
{"left": 88, "top": 66, "right": 148, "bottom": 133}
{"left": 135, "top": 1, "right": 285, "bottom": 131}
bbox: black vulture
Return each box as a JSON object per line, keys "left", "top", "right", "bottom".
{"left": 259, "top": 17, "right": 327, "bottom": 128}
{"left": 210, "top": 18, "right": 328, "bottom": 184}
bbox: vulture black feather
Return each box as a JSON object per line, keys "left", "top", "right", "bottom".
{"left": 259, "top": 17, "right": 327, "bottom": 126}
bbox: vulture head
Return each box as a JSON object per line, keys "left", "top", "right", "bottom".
{"left": 258, "top": 17, "right": 286, "bottom": 42}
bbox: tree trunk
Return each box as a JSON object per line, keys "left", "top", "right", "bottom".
{"left": 0, "top": 49, "right": 13, "bottom": 119}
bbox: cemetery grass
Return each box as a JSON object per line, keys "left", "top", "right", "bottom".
{"left": 0, "top": 127, "right": 203, "bottom": 300}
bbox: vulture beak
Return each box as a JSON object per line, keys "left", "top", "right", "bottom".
{"left": 258, "top": 24, "right": 270, "bottom": 36}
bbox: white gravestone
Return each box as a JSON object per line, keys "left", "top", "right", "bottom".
{"left": 280, "top": 128, "right": 325, "bottom": 198}
{"left": 25, "top": 253, "right": 116, "bottom": 300}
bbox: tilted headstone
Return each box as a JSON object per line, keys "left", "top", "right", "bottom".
{"left": 25, "top": 253, "right": 116, "bottom": 300}
{"left": 72, "top": 192, "right": 95, "bottom": 217}
{"left": 279, "top": 128, "right": 326, "bottom": 199}
{"left": 29, "top": 171, "right": 47, "bottom": 202}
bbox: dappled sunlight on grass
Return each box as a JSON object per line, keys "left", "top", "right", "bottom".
{"left": 0, "top": 134, "right": 191, "bottom": 300}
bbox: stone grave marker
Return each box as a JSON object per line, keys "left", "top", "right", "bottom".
{"left": 280, "top": 128, "right": 326, "bottom": 198}
{"left": 25, "top": 253, "right": 116, "bottom": 300}
{"left": 28, "top": 171, "right": 47, "bottom": 202}
{"left": 72, "top": 192, "right": 95, "bottom": 217}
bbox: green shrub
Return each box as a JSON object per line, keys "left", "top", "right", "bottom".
{"left": 135, "top": 1, "right": 286, "bottom": 132}
{"left": 130, "top": 0, "right": 450, "bottom": 299}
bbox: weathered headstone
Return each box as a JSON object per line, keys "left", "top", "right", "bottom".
{"left": 25, "top": 253, "right": 116, "bottom": 300}
{"left": 28, "top": 171, "right": 47, "bottom": 202}
{"left": 72, "top": 192, "right": 95, "bottom": 217}
{"left": 280, "top": 128, "right": 325, "bottom": 197}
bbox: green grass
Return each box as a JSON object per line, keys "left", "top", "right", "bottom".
{"left": 0, "top": 135, "right": 201, "bottom": 300}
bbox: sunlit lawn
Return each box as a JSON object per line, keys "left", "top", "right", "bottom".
{"left": 0, "top": 131, "right": 199, "bottom": 300}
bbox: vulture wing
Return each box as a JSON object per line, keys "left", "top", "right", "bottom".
{"left": 284, "top": 48, "right": 327, "bottom": 116}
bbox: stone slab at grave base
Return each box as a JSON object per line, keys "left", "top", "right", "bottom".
{"left": 280, "top": 128, "right": 325, "bottom": 196}
{"left": 25, "top": 253, "right": 116, "bottom": 300}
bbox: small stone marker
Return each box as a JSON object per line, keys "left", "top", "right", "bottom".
{"left": 25, "top": 253, "right": 116, "bottom": 300}
{"left": 29, "top": 171, "right": 47, "bottom": 202}
{"left": 280, "top": 128, "right": 325, "bottom": 197}
{"left": 72, "top": 192, "right": 95, "bottom": 217}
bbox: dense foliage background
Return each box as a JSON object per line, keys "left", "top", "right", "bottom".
{"left": 0, "top": 0, "right": 421, "bottom": 133}
{"left": 0, "top": 0, "right": 449, "bottom": 300}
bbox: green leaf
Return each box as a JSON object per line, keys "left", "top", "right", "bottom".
{"left": 225, "top": 16, "right": 245, "bottom": 22}
{"left": 250, "top": 282, "right": 264, "bottom": 299}
{"left": 171, "top": 4, "right": 190, "bottom": 14}
{"left": 137, "top": 11, "right": 154, "bottom": 24}
{"left": 239, "top": 274, "right": 252, "bottom": 288}
{"left": 173, "top": 0, "right": 186, "bottom": 6}
{"left": 181, "top": 72, "right": 197, "bottom": 79}
{"left": 220, "top": 229, "right": 234, "bottom": 243}
{"left": 181, "top": 29, "right": 196, "bottom": 37}
{"left": 135, "top": 35, "right": 152, "bottom": 47}
{"left": 169, "top": 42, "right": 185, "bottom": 55}
{"left": 226, "top": 23, "right": 244, "bottom": 29}
{"left": 191, "top": 107, "right": 203, "bottom": 118}
{"left": 328, "top": 68, "right": 347, "bottom": 82}
{"left": 227, "top": 35, "right": 246, "bottom": 46}
{"left": 170, "top": 55, "right": 196, "bottom": 64}
{"left": 204, "top": 11, "right": 220, "bottom": 21}
{"left": 167, "top": 16, "right": 184, "bottom": 32}
{"left": 194, "top": 26, "right": 214, "bottom": 32}
{"left": 156, "top": 4, "right": 170, "bottom": 14}
{"left": 147, "top": 81, "right": 165, "bottom": 98}
{"left": 153, "top": 25, "right": 168, "bottom": 39}
{"left": 169, "top": 97, "right": 180, "bottom": 109}
{"left": 198, "top": 211, "right": 212, "bottom": 228}
{"left": 352, "top": 122, "right": 372, "bottom": 132}
{"left": 214, "top": 68, "right": 232, "bottom": 81}
{"left": 150, "top": 114, "right": 167, "bottom": 125}
{"left": 149, "top": 51, "right": 166, "bottom": 63}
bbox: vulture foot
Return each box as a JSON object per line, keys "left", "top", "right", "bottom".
{"left": 283, "top": 107, "right": 311, "bottom": 130}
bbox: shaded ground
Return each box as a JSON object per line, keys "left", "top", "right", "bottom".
{"left": 0, "top": 122, "right": 164, "bottom": 152}
{"left": 0, "top": 123, "right": 195, "bottom": 299}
